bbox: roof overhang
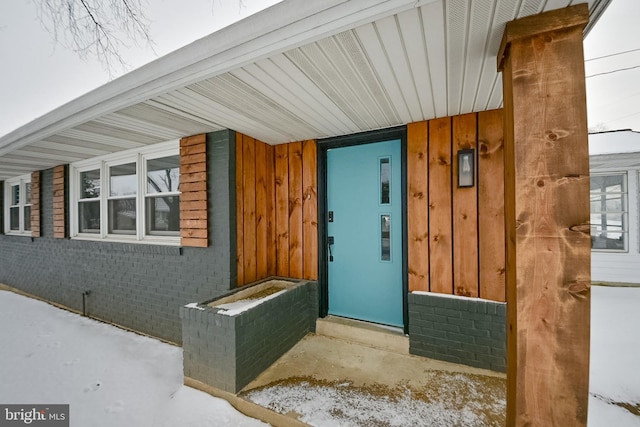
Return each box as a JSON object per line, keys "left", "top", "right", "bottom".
{"left": 0, "top": 0, "right": 611, "bottom": 180}
{"left": 590, "top": 130, "right": 640, "bottom": 169}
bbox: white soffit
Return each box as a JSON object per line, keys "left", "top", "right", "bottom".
{"left": 591, "top": 153, "right": 640, "bottom": 170}
{"left": 0, "top": 0, "right": 611, "bottom": 180}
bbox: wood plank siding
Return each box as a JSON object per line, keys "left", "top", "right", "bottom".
{"left": 288, "top": 142, "right": 304, "bottom": 279}
{"left": 453, "top": 113, "right": 479, "bottom": 297}
{"left": 30, "top": 171, "right": 41, "bottom": 237}
{"left": 427, "top": 116, "right": 454, "bottom": 295}
{"left": 302, "top": 140, "right": 318, "bottom": 281}
{"left": 180, "top": 134, "right": 208, "bottom": 247}
{"left": 236, "top": 134, "right": 318, "bottom": 286}
{"left": 407, "top": 110, "right": 506, "bottom": 302}
{"left": 478, "top": 109, "right": 506, "bottom": 301}
{"left": 407, "top": 121, "right": 429, "bottom": 292}
{"left": 53, "top": 165, "right": 66, "bottom": 239}
{"left": 275, "top": 144, "right": 290, "bottom": 277}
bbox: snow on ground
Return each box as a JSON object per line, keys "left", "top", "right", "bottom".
{"left": 0, "top": 290, "right": 267, "bottom": 427}
{"left": 588, "top": 285, "right": 640, "bottom": 426}
{"left": 245, "top": 374, "right": 506, "bottom": 426}
{"left": 0, "top": 286, "right": 639, "bottom": 426}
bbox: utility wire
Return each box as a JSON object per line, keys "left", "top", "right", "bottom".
{"left": 607, "top": 111, "right": 640, "bottom": 124}
{"left": 586, "top": 64, "right": 640, "bottom": 78}
{"left": 585, "top": 48, "right": 640, "bottom": 62}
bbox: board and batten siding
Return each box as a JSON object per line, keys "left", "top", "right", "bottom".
{"left": 407, "top": 109, "right": 506, "bottom": 302}
{"left": 236, "top": 112, "right": 504, "bottom": 300}
{"left": 236, "top": 133, "right": 318, "bottom": 286}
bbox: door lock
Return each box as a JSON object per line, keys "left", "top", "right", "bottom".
{"left": 328, "top": 236, "right": 335, "bottom": 262}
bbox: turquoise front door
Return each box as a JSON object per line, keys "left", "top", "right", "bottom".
{"left": 327, "top": 139, "right": 403, "bottom": 327}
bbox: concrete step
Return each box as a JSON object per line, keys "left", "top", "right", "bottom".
{"left": 315, "top": 316, "right": 409, "bottom": 355}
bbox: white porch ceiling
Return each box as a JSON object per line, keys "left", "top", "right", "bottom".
{"left": 0, "top": 0, "right": 610, "bottom": 180}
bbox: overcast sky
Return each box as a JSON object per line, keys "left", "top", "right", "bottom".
{"left": 0, "top": 0, "right": 281, "bottom": 137}
{"left": 0, "top": 0, "right": 638, "bottom": 139}
{"left": 584, "top": 0, "right": 640, "bottom": 132}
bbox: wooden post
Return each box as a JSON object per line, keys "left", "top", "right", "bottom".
{"left": 497, "top": 4, "right": 591, "bottom": 426}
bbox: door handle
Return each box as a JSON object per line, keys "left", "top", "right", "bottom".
{"left": 328, "top": 236, "right": 334, "bottom": 262}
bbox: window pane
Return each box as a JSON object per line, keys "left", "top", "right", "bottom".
{"left": 146, "top": 196, "right": 180, "bottom": 234}
{"left": 604, "top": 213, "right": 623, "bottom": 229}
{"left": 380, "top": 158, "right": 390, "bottom": 204}
{"left": 24, "top": 206, "right": 31, "bottom": 231}
{"left": 25, "top": 183, "right": 32, "bottom": 205}
{"left": 108, "top": 198, "right": 136, "bottom": 234}
{"left": 605, "top": 195, "right": 622, "bottom": 211}
{"left": 81, "top": 169, "right": 101, "bottom": 199}
{"left": 110, "top": 163, "right": 137, "bottom": 197}
{"left": 591, "top": 232, "right": 625, "bottom": 250}
{"left": 590, "top": 174, "right": 626, "bottom": 251}
{"left": 79, "top": 201, "right": 100, "bottom": 233}
{"left": 381, "top": 214, "right": 391, "bottom": 261}
{"left": 147, "top": 156, "right": 180, "bottom": 193}
{"left": 10, "top": 207, "right": 19, "bottom": 230}
{"left": 11, "top": 185, "right": 19, "bottom": 206}
{"left": 590, "top": 175, "right": 623, "bottom": 193}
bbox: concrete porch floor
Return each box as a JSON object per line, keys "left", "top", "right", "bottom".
{"left": 212, "top": 316, "right": 507, "bottom": 426}
{"left": 244, "top": 316, "right": 505, "bottom": 391}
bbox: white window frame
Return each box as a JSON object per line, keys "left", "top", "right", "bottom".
{"left": 4, "top": 174, "right": 32, "bottom": 235}
{"left": 69, "top": 140, "right": 181, "bottom": 245}
{"left": 590, "top": 172, "right": 628, "bottom": 252}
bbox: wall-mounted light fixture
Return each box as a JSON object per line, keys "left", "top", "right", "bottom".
{"left": 457, "top": 149, "right": 475, "bottom": 188}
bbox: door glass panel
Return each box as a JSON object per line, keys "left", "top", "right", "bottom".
{"left": 381, "top": 214, "right": 391, "bottom": 261}
{"left": 380, "top": 157, "right": 390, "bottom": 204}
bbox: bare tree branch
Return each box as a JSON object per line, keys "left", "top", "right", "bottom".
{"left": 32, "top": 0, "right": 155, "bottom": 77}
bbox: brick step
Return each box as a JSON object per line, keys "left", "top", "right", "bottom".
{"left": 315, "top": 316, "right": 409, "bottom": 355}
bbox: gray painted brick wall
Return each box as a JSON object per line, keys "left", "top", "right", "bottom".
{"left": 408, "top": 292, "right": 506, "bottom": 372}
{"left": 181, "top": 280, "right": 318, "bottom": 393}
{"left": 0, "top": 130, "right": 237, "bottom": 344}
